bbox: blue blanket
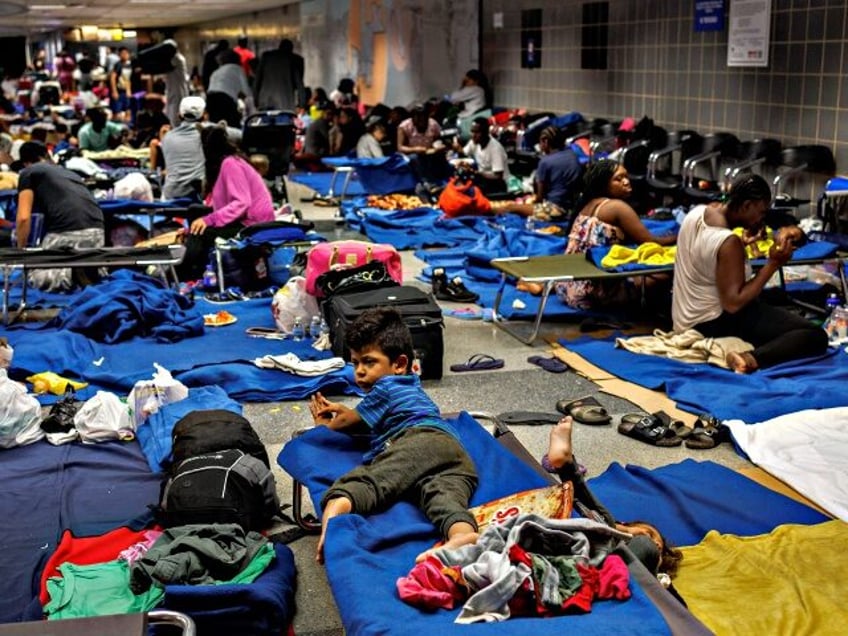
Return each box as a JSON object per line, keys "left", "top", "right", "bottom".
{"left": 136, "top": 384, "right": 242, "bottom": 472}
{"left": 587, "top": 460, "right": 828, "bottom": 547}
{"left": 278, "top": 412, "right": 672, "bottom": 635}
{"left": 561, "top": 336, "right": 848, "bottom": 422}
{"left": 1, "top": 440, "right": 162, "bottom": 623}
{"left": 45, "top": 271, "right": 204, "bottom": 343}
{"left": 0, "top": 439, "right": 297, "bottom": 634}
{"left": 288, "top": 170, "right": 366, "bottom": 196}
{"left": 4, "top": 294, "right": 359, "bottom": 404}
{"left": 323, "top": 153, "right": 417, "bottom": 194}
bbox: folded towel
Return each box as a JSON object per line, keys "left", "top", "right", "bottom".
{"left": 253, "top": 353, "right": 347, "bottom": 376}
{"left": 615, "top": 329, "right": 753, "bottom": 369}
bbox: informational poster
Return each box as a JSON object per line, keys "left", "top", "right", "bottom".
{"left": 521, "top": 8, "right": 542, "bottom": 69}
{"left": 727, "top": 0, "right": 771, "bottom": 67}
{"left": 694, "top": 0, "right": 725, "bottom": 32}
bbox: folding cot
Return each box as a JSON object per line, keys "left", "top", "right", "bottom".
{"left": 321, "top": 153, "right": 418, "bottom": 199}
{"left": 491, "top": 237, "right": 844, "bottom": 344}
{"left": 489, "top": 253, "right": 672, "bottom": 344}
{"left": 278, "top": 411, "right": 829, "bottom": 635}
{"left": 0, "top": 244, "right": 186, "bottom": 325}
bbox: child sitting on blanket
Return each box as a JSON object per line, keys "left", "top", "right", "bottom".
{"left": 308, "top": 307, "right": 479, "bottom": 564}
{"left": 544, "top": 416, "right": 683, "bottom": 581}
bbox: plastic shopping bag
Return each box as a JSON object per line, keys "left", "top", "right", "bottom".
{"left": 271, "top": 276, "right": 321, "bottom": 334}
{"left": 127, "top": 363, "right": 188, "bottom": 428}
{"left": 0, "top": 368, "right": 43, "bottom": 449}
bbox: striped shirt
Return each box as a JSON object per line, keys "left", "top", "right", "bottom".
{"left": 356, "top": 374, "right": 458, "bottom": 462}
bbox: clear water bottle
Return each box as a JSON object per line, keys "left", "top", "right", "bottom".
{"left": 525, "top": 215, "right": 535, "bottom": 232}
{"left": 309, "top": 315, "right": 322, "bottom": 339}
{"left": 291, "top": 316, "right": 305, "bottom": 342}
{"left": 319, "top": 317, "right": 330, "bottom": 339}
{"left": 202, "top": 263, "right": 217, "bottom": 290}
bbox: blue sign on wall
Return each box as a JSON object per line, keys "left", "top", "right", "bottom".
{"left": 695, "top": 0, "right": 725, "bottom": 32}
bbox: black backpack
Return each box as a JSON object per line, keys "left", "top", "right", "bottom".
{"left": 160, "top": 449, "right": 279, "bottom": 531}
{"left": 171, "top": 409, "right": 270, "bottom": 468}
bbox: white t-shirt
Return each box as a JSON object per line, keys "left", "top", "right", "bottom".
{"left": 671, "top": 205, "right": 735, "bottom": 331}
{"left": 462, "top": 136, "right": 510, "bottom": 181}
{"left": 450, "top": 85, "right": 486, "bottom": 119}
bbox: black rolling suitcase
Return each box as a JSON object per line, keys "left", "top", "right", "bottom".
{"left": 242, "top": 111, "right": 297, "bottom": 179}
{"left": 324, "top": 286, "right": 444, "bottom": 380}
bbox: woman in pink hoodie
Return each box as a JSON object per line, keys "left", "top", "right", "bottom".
{"left": 180, "top": 125, "right": 275, "bottom": 281}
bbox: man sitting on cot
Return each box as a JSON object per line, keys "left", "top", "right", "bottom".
{"left": 15, "top": 141, "right": 105, "bottom": 291}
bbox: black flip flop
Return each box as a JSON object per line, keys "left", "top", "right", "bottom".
{"left": 556, "top": 395, "right": 612, "bottom": 425}
{"left": 498, "top": 411, "right": 563, "bottom": 426}
{"left": 527, "top": 355, "right": 570, "bottom": 373}
{"left": 449, "top": 353, "right": 505, "bottom": 372}
{"left": 617, "top": 414, "right": 683, "bottom": 447}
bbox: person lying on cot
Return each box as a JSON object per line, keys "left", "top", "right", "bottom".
{"left": 543, "top": 416, "right": 684, "bottom": 584}
{"left": 672, "top": 173, "right": 827, "bottom": 373}
{"left": 308, "top": 307, "right": 479, "bottom": 564}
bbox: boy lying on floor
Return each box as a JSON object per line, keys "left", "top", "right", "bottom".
{"left": 308, "top": 307, "right": 479, "bottom": 563}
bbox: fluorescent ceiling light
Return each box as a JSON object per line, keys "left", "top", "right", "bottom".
{"left": 30, "top": 4, "right": 68, "bottom": 9}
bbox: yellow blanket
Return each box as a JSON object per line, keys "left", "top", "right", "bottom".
{"left": 674, "top": 520, "right": 848, "bottom": 635}
{"left": 600, "top": 242, "right": 676, "bottom": 268}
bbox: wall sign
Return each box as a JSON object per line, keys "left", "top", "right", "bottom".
{"left": 727, "top": 0, "right": 771, "bottom": 67}
{"left": 521, "top": 8, "right": 542, "bottom": 69}
{"left": 694, "top": 0, "right": 724, "bottom": 32}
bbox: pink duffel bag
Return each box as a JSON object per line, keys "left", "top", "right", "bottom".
{"left": 305, "top": 240, "right": 403, "bottom": 297}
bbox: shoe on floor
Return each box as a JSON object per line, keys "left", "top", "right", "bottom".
{"left": 432, "top": 268, "right": 479, "bottom": 302}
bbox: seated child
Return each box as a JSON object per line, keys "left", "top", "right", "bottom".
{"left": 308, "top": 307, "right": 479, "bottom": 564}
{"left": 249, "top": 153, "right": 270, "bottom": 178}
{"left": 544, "top": 416, "right": 683, "bottom": 580}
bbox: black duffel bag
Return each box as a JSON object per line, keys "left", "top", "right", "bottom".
{"left": 315, "top": 260, "right": 400, "bottom": 297}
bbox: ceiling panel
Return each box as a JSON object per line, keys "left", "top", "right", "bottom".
{"left": 0, "top": 0, "right": 293, "bottom": 34}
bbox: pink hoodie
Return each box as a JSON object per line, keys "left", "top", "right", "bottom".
{"left": 203, "top": 155, "right": 275, "bottom": 228}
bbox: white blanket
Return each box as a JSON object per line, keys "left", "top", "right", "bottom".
{"left": 726, "top": 408, "right": 848, "bottom": 521}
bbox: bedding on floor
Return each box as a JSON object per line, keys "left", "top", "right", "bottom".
{"left": 3, "top": 292, "right": 359, "bottom": 404}
{"left": 0, "top": 438, "right": 297, "bottom": 634}
{"left": 561, "top": 336, "right": 847, "bottom": 422}
{"left": 726, "top": 407, "right": 848, "bottom": 520}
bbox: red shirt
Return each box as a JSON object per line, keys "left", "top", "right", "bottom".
{"left": 234, "top": 46, "right": 255, "bottom": 76}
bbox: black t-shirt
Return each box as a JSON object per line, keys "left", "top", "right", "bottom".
{"left": 18, "top": 163, "right": 104, "bottom": 234}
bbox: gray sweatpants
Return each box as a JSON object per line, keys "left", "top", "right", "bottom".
{"left": 28, "top": 228, "right": 105, "bottom": 292}
{"left": 321, "top": 426, "right": 478, "bottom": 539}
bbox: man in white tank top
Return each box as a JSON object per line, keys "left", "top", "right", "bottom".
{"left": 671, "top": 174, "right": 827, "bottom": 373}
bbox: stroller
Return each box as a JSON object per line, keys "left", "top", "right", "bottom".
{"left": 242, "top": 111, "right": 297, "bottom": 203}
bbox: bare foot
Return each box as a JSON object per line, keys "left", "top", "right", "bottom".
{"left": 545, "top": 416, "right": 574, "bottom": 471}
{"left": 517, "top": 280, "right": 544, "bottom": 296}
{"left": 415, "top": 522, "right": 479, "bottom": 563}
{"left": 726, "top": 350, "right": 758, "bottom": 374}
{"left": 316, "top": 496, "right": 352, "bottom": 564}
